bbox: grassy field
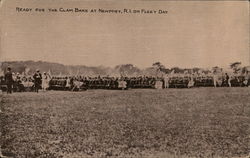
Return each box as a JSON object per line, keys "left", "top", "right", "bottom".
{"left": 0, "top": 88, "right": 250, "bottom": 158}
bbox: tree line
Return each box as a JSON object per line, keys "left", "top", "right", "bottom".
{"left": 0, "top": 60, "right": 249, "bottom": 76}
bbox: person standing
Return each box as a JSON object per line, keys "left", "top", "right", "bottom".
{"left": 213, "top": 73, "right": 218, "bottom": 87}
{"left": 33, "top": 69, "right": 42, "bottom": 93}
{"left": 225, "top": 73, "right": 231, "bottom": 87}
{"left": 65, "top": 77, "right": 71, "bottom": 90}
{"left": 164, "top": 74, "right": 169, "bottom": 88}
{"left": 243, "top": 72, "right": 249, "bottom": 87}
{"left": 4, "top": 67, "right": 13, "bottom": 94}
{"left": 42, "top": 72, "right": 51, "bottom": 91}
{"left": 188, "top": 75, "right": 195, "bottom": 88}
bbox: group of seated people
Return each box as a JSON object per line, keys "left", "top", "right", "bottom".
{"left": 48, "top": 73, "right": 250, "bottom": 91}
{"left": 0, "top": 74, "right": 34, "bottom": 92}
{"left": 49, "top": 76, "right": 130, "bottom": 91}
{"left": 0, "top": 73, "right": 250, "bottom": 92}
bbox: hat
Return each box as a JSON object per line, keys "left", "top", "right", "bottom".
{"left": 36, "top": 69, "right": 40, "bottom": 72}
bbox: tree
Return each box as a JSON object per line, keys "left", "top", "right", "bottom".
{"left": 152, "top": 62, "right": 166, "bottom": 72}
{"left": 114, "top": 64, "right": 141, "bottom": 76}
{"left": 241, "top": 66, "right": 250, "bottom": 74}
{"left": 212, "top": 66, "right": 222, "bottom": 74}
{"left": 230, "top": 62, "right": 241, "bottom": 74}
{"left": 170, "top": 67, "right": 184, "bottom": 73}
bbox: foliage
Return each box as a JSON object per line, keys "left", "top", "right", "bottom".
{"left": 212, "top": 66, "right": 223, "bottom": 73}
{"left": 1, "top": 61, "right": 248, "bottom": 77}
{"left": 230, "top": 62, "right": 242, "bottom": 74}
{"left": 114, "top": 64, "right": 141, "bottom": 76}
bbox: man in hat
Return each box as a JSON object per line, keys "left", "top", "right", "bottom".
{"left": 33, "top": 69, "right": 42, "bottom": 93}
{"left": 4, "top": 67, "right": 13, "bottom": 94}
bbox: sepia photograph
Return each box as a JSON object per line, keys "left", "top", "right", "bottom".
{"left": 0, "top": 0, "right": 249, "bottom": 158}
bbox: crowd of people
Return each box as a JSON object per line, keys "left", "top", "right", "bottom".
{"left": 0, "top": 67, "right": 250, "bottom": 94}
{"left": 0, "top": 67, "right": 51, "bottom": 93}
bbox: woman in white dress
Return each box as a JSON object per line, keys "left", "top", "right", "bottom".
{"left": 213, "top": 74, "right": 218, "bottom": 87}
{"left": 65, "top": 77, "right": 71, "bottom": 90}
{"left": 42, "top": 72, "right": 50, "bottom": 91}
{"left": 188, "top": 75, "right": 195, "bottom": 88}
{"left": 164, "top": 74, "right": 169, "bottom": 89}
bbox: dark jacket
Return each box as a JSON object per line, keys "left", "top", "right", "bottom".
{"left": 5, "top": 71, "right": 13, "bottom": 84}
{"left": 33, "top": 73, "right": 42, "bottom": 84}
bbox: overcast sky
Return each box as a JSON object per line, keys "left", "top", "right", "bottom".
{"left": 0, "top": 0, "right": 249, "bottom": 68}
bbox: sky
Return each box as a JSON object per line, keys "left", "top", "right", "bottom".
{"left": 0, "top": 0, "right": 249, "bottom": 69}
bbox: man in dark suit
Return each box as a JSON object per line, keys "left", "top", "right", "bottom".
{"left": 33, "top": 69, "right": 42, "bottom": 93}
{"left": 225, "top": 73, "right": 231, "bottom": 87}
{"left": 4, "top": 67, "right": 13, "bottom": 94}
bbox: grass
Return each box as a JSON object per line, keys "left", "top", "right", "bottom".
{"left": 0, "top": 88, "right": 250, "bottom": 158}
